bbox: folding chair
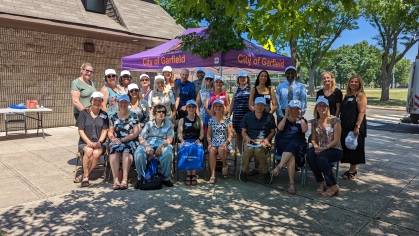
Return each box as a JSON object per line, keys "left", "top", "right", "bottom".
{"left": 271, "top": 132, "right": 308, "bottom": 186}
{"left": 4, "top": 112, "right": 27, "bottom": 136}
{"left": 238, "top": 137, "right": 274, "bottom": 184}
{"left": 73, "top": 145, "right": 109, "bottom": 183}
{"left": 305, "top": 134, "right": 340, "bottom": 185}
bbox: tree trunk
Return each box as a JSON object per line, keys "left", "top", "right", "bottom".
{"left": 380, "top": 57, "right": 392, "bottom": 101}
{"left": 308, "top": 66, "right": 317, "bottom": 96}
{"left": 289, "top": 36, "right": 300, "bottom": 79}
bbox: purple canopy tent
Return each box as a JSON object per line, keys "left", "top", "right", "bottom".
{"left": 121, "top": 27, "right": 292, "bottom": 74}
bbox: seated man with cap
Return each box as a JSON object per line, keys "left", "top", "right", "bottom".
{"left": 176, "top": 69, "right": 196, "bottom": 120}
{"left": 193, "top": 67, "right": 205, "bottom": 96}
{"left": 275, "top": 66, "right": 307, "bottom": 122}
{"left": 240, "top": 97, "right": 276, "bottom": 184}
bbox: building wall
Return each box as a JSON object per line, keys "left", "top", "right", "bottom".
{"left": 0, "top": 27, "right": 147, "bottom": 131}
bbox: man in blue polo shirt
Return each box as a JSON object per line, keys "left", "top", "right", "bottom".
{"left": 240, "top": 97, "right": 276, "bottom": 184}
{"left": 176, "top": 69, "right": 196, "bottom": 119}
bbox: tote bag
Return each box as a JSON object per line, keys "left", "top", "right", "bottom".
{"left": 177, "top": 140, "right": 204, "bottom": 171}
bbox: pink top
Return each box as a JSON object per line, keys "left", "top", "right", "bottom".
{"left": 208, "top": 90, "right": 227, "bottom": 109}
{"left": 312, "top": 117, "right": 342, "bottom": 150}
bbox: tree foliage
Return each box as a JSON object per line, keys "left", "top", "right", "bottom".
{"left": 394, "top": 59, "right": 412, "bottom": 85}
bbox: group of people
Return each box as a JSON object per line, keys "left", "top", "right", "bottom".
{"left": 70, "top": 63, "right": 367, "bottom": 196}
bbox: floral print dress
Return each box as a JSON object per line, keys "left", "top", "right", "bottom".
{"left": 208, "top": 116, "right": 232, "bottom": 151}
{"left": 109, "top": 112, "right": 140, "bottom": 155}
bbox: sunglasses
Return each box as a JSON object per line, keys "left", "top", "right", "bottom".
{"left": 107, "top": 74, "right": 116, "bottom": 78}
{"left": 84, "top": 69, "right": 94, "bottom": 74}
{"left": 121, "top": 76, "right": 131, "bottom": 79}
{"left": 130, "top": 89, "right": 139, "bottom": 93}
{"left": 140, "top": 79, "right": 149, "bottom": 82}
{"left": 156, "top": 110, "right": 166, "bottom": 114}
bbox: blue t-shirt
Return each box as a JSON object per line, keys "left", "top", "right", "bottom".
{"left": 176, "top": 80, "right": 196, "bottom": 107}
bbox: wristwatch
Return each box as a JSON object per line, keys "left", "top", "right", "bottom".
{"left": 355, "top": 124, "right": 361, "bottom": 129}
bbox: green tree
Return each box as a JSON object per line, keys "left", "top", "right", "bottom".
{"left": 394, "top": 59, "right": 412, "bottom": 85}
{"left": 363, "top": 0, "right": 419, "bottom": 101}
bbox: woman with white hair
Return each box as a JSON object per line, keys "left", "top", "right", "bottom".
{"left": 75, "top": 91, "right": 109, "bottom": 187}
{"left": 271, "top": 100, "right": 308, "bottom": 194}
{"left": 148, "top": 75, "right": 176, "bottom": 126}
{"left": 307, "top": 97, "right": 342, "bottom": 197}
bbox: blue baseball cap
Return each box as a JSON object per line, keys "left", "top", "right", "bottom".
{"left": 117, "top": 94, "right": 130, "bottom": 102}
{"left": 238, "top": 70, "right": 248, "bottom": 77}
{"left": 254, "top": 97, "right": 266, "bottom": 105}
{"left": 316, "top": 96, "right": 329, "bottom": 106}
{"left": 213, "top": 99, "right": 224, "bottom": 105}
{"left": 186, "top": 100, "right": 198, "bottom": 107}
{"left": 285, "top": 66, "right": 297, "bottom": 73}
{"left": 205, "top": 72, "right": 215, "bottom": 79}
{"left": 288, "top": 100, "right": 302, "bottom": 109}
{"left": 214, "top": 76, "right": 224, "bottom": 83}
{"left": 196, "top": 67, "right": 205, "bottom": 73}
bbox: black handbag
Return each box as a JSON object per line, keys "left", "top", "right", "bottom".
{"left": 139, "top": 173, "right": 163, "bottom": 190}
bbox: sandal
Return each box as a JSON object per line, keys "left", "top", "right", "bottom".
{"left": 81, "top": 176, "right": 90, "bottom": 187}
{"left": 120, "top": 180, "right": 128, "bottom": 189}
{"left": 185, "top": 175, "right": 192, "bottom": 186}
{"left": 271, "top": 166, "right": 280, "bottom": 176}
{"left": 112, "top": 181, "right": 120, "bottom": 190}
{"left": 316, "top": 182, "right": 326, "bottom": 195}
{"left": 209, "top": 177, "right": 216, "bottom": 184}
{"left": 191, "top": 175, "right": 198, "bottom": 185}
{"left": 288, "top": 183, "right": 296, "bottom": 194}
{"left": 222, "top": 166, "right": 229, "bottom": 176}
{"left": 248, "top": 169, "right": 260, "bottom": 176}
{"left": 74, "top": 174, "right": 83, "bottom": 183}
{"left": 342, "top": 171, "right": 357, "bottom": 180}
{"left": 322, "top": 185, "right": 340, "bottom": 197}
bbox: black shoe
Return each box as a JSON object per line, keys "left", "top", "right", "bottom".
{"left": 263, "top": 173, "right": 271, "bottom": 184}
{"left": 240, "top": 172, "right": 247, "bottom": 182}
{"left": 134, "top": 180, "right": 141, "bottom": 189}
{"left": 295, "top": 166, "right": 301, "bottom": 172}
{"left": 162, "top": 180, "right": 173, "bottom": 187}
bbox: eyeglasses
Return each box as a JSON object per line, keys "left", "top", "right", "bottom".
{"left": 130, "top": 89, "right": 139, "bottom": 93}
{"left": 140, "top": 79, "right": 149, "bottom": 82}
{"left": 121, "top": 76, "right": 131, "bottom": 79}
{"left": 107, "top": 74, "right": 116, "bottom": 78}
{"left": 84, "top": 69, "right": 94, "bottom": 74}
{"left": 317, "top": 105, "right": 328, "bottom": 108}
{"left": 156, "top": 110, "right": 166, "bottom": 114}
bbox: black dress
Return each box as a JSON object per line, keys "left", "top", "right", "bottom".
{"left": 275, "top": 118, "right": 307, "bottom": 167}
{"left": 316, "top": 88, "right": 343, "bottom": 117}
{"left": 340, "top": 94, "right": 366, "bottom": 164}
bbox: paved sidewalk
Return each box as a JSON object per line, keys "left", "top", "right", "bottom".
{"left": 0, "top": 127, "right": 418, "bottom": 235}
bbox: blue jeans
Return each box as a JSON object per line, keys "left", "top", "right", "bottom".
{"left": 307, "top": 147, "right": 343, "bottom": 186}
{"left": 134, "top": 145, "right": 173, "bottom": 181}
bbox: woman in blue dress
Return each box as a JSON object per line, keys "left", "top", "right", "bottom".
{"left": 108, "top": 94, "right": 140, "bottom": 190}
{"left": 271, "top": 100, "right": 308, "bottom": 194}
{"left": 196, "top": 72, "right": 215, "bottom": 133}
{"left": 230, "top": 70, "right": 251, "bottom": 155}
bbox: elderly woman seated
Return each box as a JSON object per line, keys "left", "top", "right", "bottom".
{"left": 134, "top": 104, "right": 175, "bottom": 188}
{"left": 177, "top": 100, "right": 205, "bottom": 186}
{"left": 307, "top": 97, "right": 343, "bottom": 197}
{"left": 75, "top": 91, "right": 109, "bottom": 187}
{"left": 108, "top": 94, "right": 141, "bottom": 190}
{"left": 271, "top": 100, "right": 308, "bottom": 194}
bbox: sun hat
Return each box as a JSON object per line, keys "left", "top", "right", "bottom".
{"left": 214, "top": 76, "right": 224, "bottom": 82}
{"left": 104, "top": 69, "right": 117, "bottom": 79}
{"left": 288, "top": 100, "right": 302, "bottom": 109}
{"left": 254, "top": 97, "right": 266, "bottom": 105}
{"left": 90, "top": 91, "right": 104, "bottom": 99}
{"left": 139, "top": 74, "right": 149, "bottom": 80}
{"left": 316, "top": 96, "right": 329, "bottom": 106}
{"left": 117, "top": 94, "right": 130, "bottom": 102}
{"left": 162, "top": 66, "right": 172, "bottom": 72}
{"left": 196, "top": 67, "right": 205, "bottom": 73}
{"left": 345, "top": 131, "right": 358, "bottom": 150}
{"left": 128, "top": 83, "right": 139, "bottom": 91}
{"left": 120, "top": 70, "right": 131, "bottom": 77}
{"left": 186, "top": 100, "right": 198, "bottom": 107}
{"left": 213, "top": 99, "right": 224, "bottom": 105}
{"left": 285, "top": 66, "right": 297, "bottom": 73}
{"left": 238, "top": 70, "right": 248, "bottom": 77}
{"left": 204, "top": 72, "right": 215, "bottom": 79}
{"left": 154, "top": 75, "right": 165, "bottom": 83}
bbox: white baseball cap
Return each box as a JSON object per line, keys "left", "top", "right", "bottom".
{"left": 345, "top": 131, "right": 358, "bottom": 150}
{"left": 285, "top": 66, "right": 297, "bottom": 73}
{"left": 154, "top": 75, "right": 165, "bottom": 83}
{"left": 90, "top": 91, "right": 104, "bottom": 99}
{"left": 139, "top": 74, "right": 150, "bottom": 80}
{"left": 128, "top": 83, "right": 139, "bottom": 91}
{"left": 120, "top": 70, "right": 131, "bottom": 77}
{"left": 104, "top": 69, "right": 117, "bottom": 79}
{"left": 162, "top": 66, "right": 173, "bottom": 72}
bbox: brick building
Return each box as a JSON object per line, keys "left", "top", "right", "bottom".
{"left": 0, "top": 0, "right": 184, "bottom": 129}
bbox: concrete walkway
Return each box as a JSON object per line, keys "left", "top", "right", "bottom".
{"left": 0, "top": 127, "right": 418, "bottom": 235}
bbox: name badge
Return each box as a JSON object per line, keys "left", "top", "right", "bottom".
{"left": 220, "top": 96, "right": 226, "bottom": 99}
{"left": 185, "top": 122, "right": 192, "bottom": 127}
{"left": 264, "top": 95, "right": 270, "bottom": 99}
{"left": 325, "top": 127, "right": 334, "bottom": 132}
{"left": 347, "top": 98, "right": 354, "bottom": 101}
{"left": 99, "top": 114, "right": 107, "bottom": 119}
